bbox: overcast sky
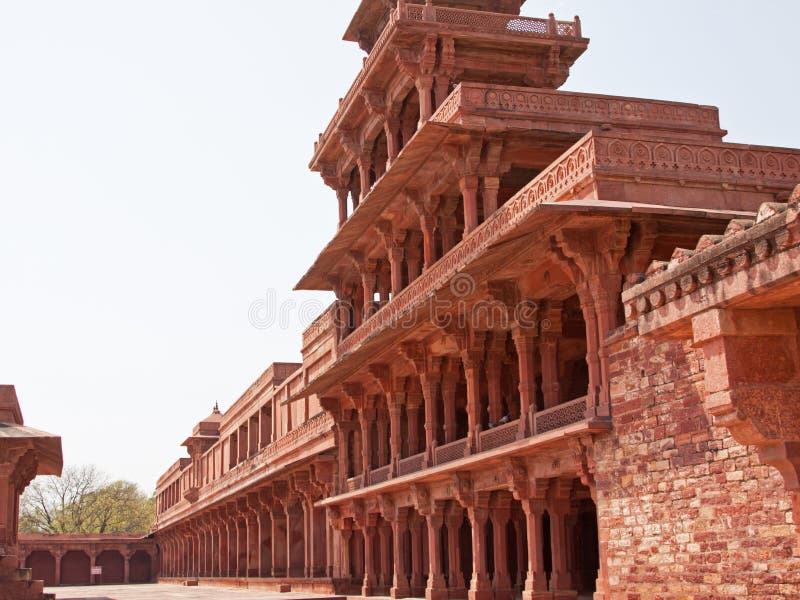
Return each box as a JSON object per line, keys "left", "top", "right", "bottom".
{"left": 1, "top": 1, "right": 798, "bottom": 493}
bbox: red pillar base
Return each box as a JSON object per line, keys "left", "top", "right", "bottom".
{"left": 426, "top": 587, "right": 450, "bottom": 600}
{"left": 391, "top": 585, "right": 411, "bottom": 599}
{"left": 553, "top": 591, "right": 578, "bottom": 600}
{"left": 522, "top": 592, "right": 552, "bottom": 600}
{"left": 448, "top": 587, "right": 468, "bottom": 599}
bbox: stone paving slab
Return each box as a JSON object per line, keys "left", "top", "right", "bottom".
{"left": 46, "top": 584, "right": 339, "bottom": 600}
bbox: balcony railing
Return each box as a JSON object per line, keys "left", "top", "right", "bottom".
{"left": 478, "top": 419, "right": 520, "bottom": 452}
{"left": 398, "top": 452, "right": 426, "bottom": 476}
{"left": 370, "top": 464, "right": 391, "bottom": 485}
{"left": 434, "top": 437, "right": 468, "bottom": 465}
{"left": 342, "top": 398, "right": 589, "bottom": 494}
{"left": 532, "top": 396, "right": 588, "bottom": 435}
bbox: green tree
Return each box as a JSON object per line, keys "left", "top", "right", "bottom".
{"left": 20, "top": 465, "right": 154, "bottom": 535}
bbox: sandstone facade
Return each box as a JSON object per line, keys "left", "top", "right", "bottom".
{"left": 153, "top": 2, "right": 800, "bottom": 598}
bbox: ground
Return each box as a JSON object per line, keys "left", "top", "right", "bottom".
{"left": 46, "top": 584, "right": 336, "bottom": 600}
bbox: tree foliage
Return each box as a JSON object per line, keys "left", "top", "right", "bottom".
{"left": 19, "top": 465, "right": 154, "bottom": 535}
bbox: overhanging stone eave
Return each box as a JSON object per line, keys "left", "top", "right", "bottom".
{"left": 315, "top": 417, "right": 611, "bottom": 508}
{"left": 297, "top": 122, "right": 453, "bottom": 292}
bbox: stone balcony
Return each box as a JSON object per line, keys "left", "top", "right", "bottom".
{"left": 156, "top": 411, "right": 335, "bottom": 528}
{"left": 332, "top": 395, "right": 603, "bottom": 501}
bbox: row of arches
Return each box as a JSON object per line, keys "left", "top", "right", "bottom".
{"left": 25, "top": 549, "right": 152, "bottom": 586}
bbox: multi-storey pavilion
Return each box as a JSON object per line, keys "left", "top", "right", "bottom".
{"left": 154, "top": 2, "right": 800, "bottom": 598}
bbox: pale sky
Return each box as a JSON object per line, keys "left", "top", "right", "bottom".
{"left": 1, "top": 1, "right": 798, "bottom": 494}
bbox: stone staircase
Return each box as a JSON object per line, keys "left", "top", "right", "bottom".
{"left": 0, "top": 553, "right": 52, "bottom": 600}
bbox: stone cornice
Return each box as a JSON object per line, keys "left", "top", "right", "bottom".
{"left": 623, "top": 197, "right": 800, "bottom": 334}
{"left": 433, "top": 82, "right": 725, "bottom": 139}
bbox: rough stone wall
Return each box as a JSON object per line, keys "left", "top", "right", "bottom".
{"left": 595, "top": 330, "right": 800, "bottom": 599}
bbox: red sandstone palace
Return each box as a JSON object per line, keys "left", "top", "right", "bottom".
{"left": 153, "top": 1, "right": 800, "bottom": 598}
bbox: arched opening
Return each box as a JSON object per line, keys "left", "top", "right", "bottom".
{"left": 61, "top": 550, "right": 90, "bottom": 586}
{"left": 96, "top": 550, "right": 124, "bottom": 584}
{"left": 130, "top": 550, "right": 152, "bottom": 583}
{"left": 25, "top": 551, "right": 55, "bottom": 587}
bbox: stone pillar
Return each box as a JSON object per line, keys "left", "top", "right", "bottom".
{"left": 490, "top": 499, "right": 513, "bottom": 600}
{"left": 512, "top": 326, "right": 537, "bottom": 437}
{"left": 434, "top": 75, "right": 451, "bottom": 108}
{"left": 123, "top": 551, "right": 131, "bottom": 584}
{"left": 406, "top": 402, "right": 422, "bottom": 458}
{"left": 410, "top": 517, "right": 425, "bottom": 597}
{"left": 520, "top": 498, "right": 548, "bottom": 600}
{"left": 420, "top": 211, "right": 437, "bottom": 270}
{"left": 445, "top": 505, "right": 466, "bottom": 598}
{"left": 441, "top": 361, "right": 459, "bottom": 444}
{"left": 540, "top": 301, "right": 563, "bottom": 409}
{"left": 424, "top": 505, "right": 447, "bottom": 600}
{"left": 359, "top": 408, "right": 375, "bottom": 478}
{"left": 357, "top": 152, "right": 372, "bottom": 203}
{"left": 385, "top": 116, "right": 401, "bottom": 166}
{"left": 336, "top": 186, "right": 349, "bottom": 228}
{"left": 420, "top": 358, "right": 442, "bottom": 465}
{"left": 548, "top": 480, "right": 575, "bottom": 598}
{"left": 89, "top": 551, "right": 98, "bottom": 585}
{"left": 417, "top": 75, "right": 435, "bottom": 127}
{"left": 467, "top": 498, "right": 492, "bottom": 600}
{"left": 389, "top": 245, "right": 406, "bottom": 296}
{"left": 379, "top": 522, "right": 393, "bottom": 589}
{"left": 259, "top": 506, "right": 273, "bottom": 578}
{"left": 461, "top": 342, "right": 485, "bottom": 454}
{"left": 377, "top": 408, "right": 390, "bottom": 468}
{"left": 237, "top": 511, "right": 248, "bottom": 578}
{"left": 406, "top": 231, "right": 423, "bottom": 282}
{"left": 228, "top": 508, "right": 238, "bottom": 577}
{"left": 340, "top": 528, "right": 352, "bottom": 583}
{"left": 217, "top": 515, "right": 228, "bottom": 577}
{"left": 389, "top": 394, "right": 404, "bottom": 475}
{"left": 386, "top": 505, "right": 410, "bottom": 599}
{"left": 540, "top": 337, "right": 559, "bottom": 410}
{"left": 361, "top": 518, "right": 378, "bottom": 596}
{"left": 486, "top": 333, "right": 506, "bottom": 424}
{"left": 459, "top": 176, "right": 480, "bottom": 235}
{"left": 482, "top": 176, "right": 501, "bottom": 218}
{"left": 54, "top": 549, "right": 63, "bottom": 585}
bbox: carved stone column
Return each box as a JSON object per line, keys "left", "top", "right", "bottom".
{"left": 445, "top": 504, "right": 466, "bottom": 598}
{"left": 459, "top": 176, "right": 480, "bottom": 235}
{"left": 409, "top": 514, "right": 425, "bottom": 597}
{"left": 379, "top": 521, "right": 393, "bottom": 589}
{"left": 423, "top": 501, "right": 448, "bottom": 600}
{"left": 490, "top": 495, "right": 513, "bottom": 600}
{"left": 548, "top": 479, "right": 576, "bottom": 598}
{"left": 466, "top": 494, "right": 492, "bottom": 600}
{"left": 441, "top": 359, "right": 460, "bottom": 444}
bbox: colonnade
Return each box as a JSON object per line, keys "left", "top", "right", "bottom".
{"left": 160, "top": 484, "right": 327, "bottom": 581}
{"left": 330, "top": 481, "right": 598, "bottom": 598}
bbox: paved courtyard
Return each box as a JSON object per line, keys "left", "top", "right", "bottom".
{"left": 46, "top": 584, "right": 337, "bottom": 600}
